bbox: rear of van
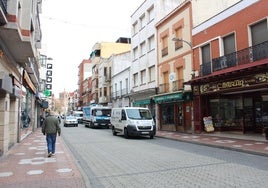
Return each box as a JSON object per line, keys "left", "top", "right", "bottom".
{"left": 111, "top": 107, "right": 156, "bottom": 139}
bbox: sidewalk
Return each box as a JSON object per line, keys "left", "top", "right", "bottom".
{"left": 0, "top": 129, "right": 86, "bottom": 188}
{"left": 156, "top": 130, "right": 268, "bottom": 157}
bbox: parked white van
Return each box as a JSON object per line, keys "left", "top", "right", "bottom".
{"left": 111, "top": 107, "right": 156, "bottom": 139}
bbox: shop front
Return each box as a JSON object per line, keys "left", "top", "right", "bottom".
{"left": 154, "top": 91, "right": 193, "bottom": 133}
{"left": 20, "top": 70, "right": 37, "bottom": 139}
{"left": 192, "top": 71, "right": 268, "bottom": 134}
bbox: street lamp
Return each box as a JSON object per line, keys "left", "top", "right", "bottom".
{"left": 172, "top": 37, "right": 192, "bottom": 48}
{"left": 172, "top": 37, "right": 197, "bottom": 78}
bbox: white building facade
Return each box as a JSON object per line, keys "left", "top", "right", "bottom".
{"left": 111, "top": 51, "right": 131, "bottom": 108}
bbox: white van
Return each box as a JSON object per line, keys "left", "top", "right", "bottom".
{"left": 73, "top": 111, "right": 83, "bottom": 123}
{"left": 111, "top": 107, "right": 156, "bottom": 139}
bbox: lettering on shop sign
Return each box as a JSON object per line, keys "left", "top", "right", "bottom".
{"left": 200, "top": 72, "right": 268, "bottom": 94}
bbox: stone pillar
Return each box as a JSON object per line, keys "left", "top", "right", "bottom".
{"left": 0, "top": 93, "right": 10, "bottom": 156}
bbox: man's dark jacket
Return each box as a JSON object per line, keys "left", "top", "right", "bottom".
{"left": 42, "top": 115, "right": 61, "bottom": 135}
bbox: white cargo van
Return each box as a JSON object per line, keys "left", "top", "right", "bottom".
{"left": 111, "top": 107, "right": 156, "bottom": 139}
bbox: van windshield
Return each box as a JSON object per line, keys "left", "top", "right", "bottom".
{"left": 92, "top": 109, "right": 111, "bottom": 117}
{"left": 126, "top": 109, "right": 152, "bottom": 120}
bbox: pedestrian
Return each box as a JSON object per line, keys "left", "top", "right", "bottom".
{"left": 42, "top": 111, "right": 61, "bottom": 157}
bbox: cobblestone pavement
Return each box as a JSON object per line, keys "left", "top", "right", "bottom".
{"left": 0, "top": 129, "right": 86, "bottom": 188}
{"left": 156, "top": 131, "right": 268, "bottom": 157}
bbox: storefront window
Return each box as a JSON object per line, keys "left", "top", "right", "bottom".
{"left": 21, "top": 87, "right": 32, "bottom": 129}
{"left": 210, "top": 98, "right": 243, "bottom": 128}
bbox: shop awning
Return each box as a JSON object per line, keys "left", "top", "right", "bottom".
{"left": 23, "top": 70, "right": 36, "bottom": 93}
{"left": 133, "top": 98, "right": 151, "bottom": 106}
{"left": 154, "top": 91, "right": 193, "bottom": 104}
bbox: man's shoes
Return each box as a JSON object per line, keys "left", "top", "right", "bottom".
{"left": 48, "top": 152, "right": 52, "bottom": 157}
{"left": 52, "top": 153, "right": 55, "bottom": 156}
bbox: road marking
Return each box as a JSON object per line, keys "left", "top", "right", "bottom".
{"left": 0, "top": 172, "right": 13, "bottom": 177}
{"left": 56, "top": 168, "right": 72, "bottom": 173}
{"left": 27, "top": 170, "right": 43, "bottom": 175}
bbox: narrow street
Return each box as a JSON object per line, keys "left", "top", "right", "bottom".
{"left": 62, "top": 124, "right": 268, "bottom": 188}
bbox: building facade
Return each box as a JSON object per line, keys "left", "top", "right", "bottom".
{"left": 89, "top": 38, "right": 131, "bottom": 105}
{"left": 190, "top": 0, "right": 268, "bottom": 134}
{"left": 111, "top": 51, "right": 131, "bottom": 108}
{"left": 0, "top": 0, "right": 42, "bottom": 156}
{"left": 77, "top": 59, "right": 92, "bottom": 108}
{"left": 155, "top": 1, "right": 193, "bottom": 133}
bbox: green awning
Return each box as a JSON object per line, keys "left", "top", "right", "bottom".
{"left": 154, "top": 92, "right": 193, "bottom": 104}
{"left": 133, "top": 99, "right": 151, "bottom": 106}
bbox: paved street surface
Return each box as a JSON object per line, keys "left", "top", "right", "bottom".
{"left": 0, "top": 125, "right": 268, "bottom": 188}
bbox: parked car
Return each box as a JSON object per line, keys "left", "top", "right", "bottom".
{"left": 64, "top": 115, "right": 78, "bottom": 127}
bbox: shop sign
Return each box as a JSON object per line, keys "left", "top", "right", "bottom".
{"left": 154, "top": 93, "right": 183, "bottom": 103}
{"left": 133, "top": 99, "right": 151, "bottom": 106}
{"left": 200, "top": 72, "right": 268, "bottom": 94}
{"left": 0, "top": 72, "right": 12, "bottom": 93}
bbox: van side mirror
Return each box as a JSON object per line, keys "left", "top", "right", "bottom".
{"left": 121, "top": 113, "right": 126, "bottom": 120}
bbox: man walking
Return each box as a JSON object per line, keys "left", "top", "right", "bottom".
{"left": 42, "top": 111, "right": 61, "bottom": 157}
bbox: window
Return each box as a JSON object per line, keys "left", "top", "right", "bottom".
{"left": 147, "top": 6, "right": 154, "bottom": 23}
{"left": 251, "top": 20, "right": 268, "bottom": 61}
{"left": 133, "top": 47, "right": 138, "bottom": 60}
{"left": 161, "top": 36, "right": 168, "bottom": 57}
{"left": 140, "top": 14, "right": 146, "bottom": 30}
{"left": 251, "top": 19, "right": 268, "bottom": 46}
{"left": 149, "top": 66, "right": 155, "bottom": 82}
{"left": 174, "top": 28, "right": 183, "bottom": 50}
{"left": 132, "top": 21, "right": 138, "bottom": 36}
{"left": 119, "top": 81, "right": 122, "bottom": 96}
{"left": 125, "top": 78, "right": 128, "bottom": 92}
{"left": 104, "top": 87, "right": 107, "bottom": 97}
{"left": 223, "top": 33, "right": 235, "bottom": 55}
{"left": 141, "top": 69, "right": 146, "bottom": 84}
{"left": 134, "top": 73, "right": 138, "bottom": 86}
{"left": 201, "top": 44, "right": 211, "bottom": 64}
{"left": 114, "top": 83, "right": 117, "bottom": 97}
{"left": 148, "top": 35, "right": 155, "bottom": 51}
{"left": 140, "top": 41, "right": 146, "bottom": 56}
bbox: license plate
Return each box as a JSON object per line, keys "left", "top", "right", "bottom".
{"left": 141, "top": 132, "right": 149, "bottom": 134}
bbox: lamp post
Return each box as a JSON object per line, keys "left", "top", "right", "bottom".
{"left": 171, "top": 37, "right": 196, "bottom": 77}
{"left": 172, "top": 37, "right": 192, "bottom": 48}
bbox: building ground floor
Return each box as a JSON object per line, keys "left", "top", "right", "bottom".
{"left": 154, "top": 91, "right": 193, "bottom": 133}
{"left": 191, "top": 70, "right": 268, "bottom": 135}
{"left": 0, "top": 71, "right": 43, "bottom": 157}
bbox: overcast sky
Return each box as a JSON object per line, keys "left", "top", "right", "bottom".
{"left": 40, "top": 0, "right": 144, "bottom": 96}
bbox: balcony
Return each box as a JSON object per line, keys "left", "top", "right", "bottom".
{"left": 158, "top": 83, "right": 169, "bottom": 94}
{"left": 161, "top": 47, "right": 168, "bottom": 57}
{"left": 172, "top": 79, "right": 184, "bottom": 91}
{"left": 25, "top": 58, "right": 40, "bottom": 87}
{"left": 201, "top": 41, "right": 268, "bottom": 76}
{"left": 0, "top": 1, "right": 42, "bottom": 65}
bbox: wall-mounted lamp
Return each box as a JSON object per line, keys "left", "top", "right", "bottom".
{"left": 172, "top": 37, "right": 192, "bottom": 48}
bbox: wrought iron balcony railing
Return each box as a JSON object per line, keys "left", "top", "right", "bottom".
{"left": 201, "top": 41, "right": 268, "bottom": 76}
